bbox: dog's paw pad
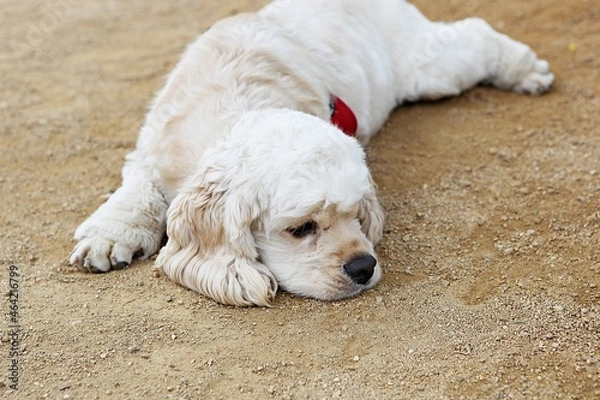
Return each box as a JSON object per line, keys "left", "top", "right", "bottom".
{"left": 513, "top": 58, "right": 554, "bottom": 95}
{"left": 113, "top": 261, "right": 130, "bottom": 271}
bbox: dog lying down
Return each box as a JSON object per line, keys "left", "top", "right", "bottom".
{"left": 70, "top": 0, "right": 553, "bottom": 306}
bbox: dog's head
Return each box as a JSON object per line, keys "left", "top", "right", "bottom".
{"left": 156, "top": 109, "right": 384, "bottom": 306}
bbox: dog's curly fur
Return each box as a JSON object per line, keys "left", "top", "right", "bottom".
{"left": 70, "top": 0, "right": 553, "bottom": 306}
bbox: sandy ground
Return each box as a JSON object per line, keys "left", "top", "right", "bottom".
{"left": 1, "top": 0, "right": 599, "bottom": 399}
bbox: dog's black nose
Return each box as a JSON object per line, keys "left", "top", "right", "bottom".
{"left": 343, "top": 254, "right": 377, "bottom": 285}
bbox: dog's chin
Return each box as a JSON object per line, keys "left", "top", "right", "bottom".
{"left": 278, "top": 266, "right": 382, "bottom": 301}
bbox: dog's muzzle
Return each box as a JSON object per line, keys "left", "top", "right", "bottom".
{"left": 343, "top": 254, "right": 377, "bottom": 285}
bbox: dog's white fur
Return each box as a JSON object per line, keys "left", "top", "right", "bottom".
{"left": 70, "top": 0, "right": 553, "bottom": 306}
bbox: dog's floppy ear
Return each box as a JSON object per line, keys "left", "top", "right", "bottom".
{"left": 155, "top": 142, "right": 277, "bottom": 307}
{"left": 358, "top": 175, "right": 385, "bottom": 245}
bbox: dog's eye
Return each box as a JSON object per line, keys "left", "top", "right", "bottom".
{"left": 287, "top": 221, "right": 317, "bottom": 238}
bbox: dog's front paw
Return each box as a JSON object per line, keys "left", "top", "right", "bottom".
{"left": 512, "top": 58, "right": 554, "bottom": 95}
{"left": 70, "top": 217, "right": 163, "bottom": 273}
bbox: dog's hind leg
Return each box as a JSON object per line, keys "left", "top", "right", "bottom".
{"left": 69, "top": 153, "right": 168, "bottom": 272}
{"left": 400, "top": 16, "right": 554, "bottom": 101}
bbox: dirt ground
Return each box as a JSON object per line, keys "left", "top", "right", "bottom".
{"left": 1, "top": 0, "right": 599, "bottom": 399}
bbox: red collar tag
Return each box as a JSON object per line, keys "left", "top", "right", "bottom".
{"left": 329, "top": 95, "right": 357, "bottom": 137}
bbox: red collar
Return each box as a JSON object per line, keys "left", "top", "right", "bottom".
{"left": 329, "top": 95, "right": 357, "bottom": 137}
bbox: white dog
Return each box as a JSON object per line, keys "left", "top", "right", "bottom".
{"left": 70, "top": 0, "right": 554, "bottom": 306}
